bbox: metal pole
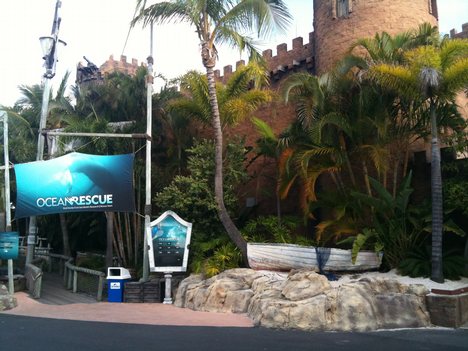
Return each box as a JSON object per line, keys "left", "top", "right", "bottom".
{"left": 1, "top": 112, "right": 11, "bottom": 231}
{"left": 1, "top": 111, "right": 14, "bottom": 294}
{"left": 26, "top": 0, "right": 63, "bottom": 264}
{"left": 142, "top": 22, "right": 154, "bottom": 282}
{"left": 42, "top": 131, "right": 149, "bottom": 139}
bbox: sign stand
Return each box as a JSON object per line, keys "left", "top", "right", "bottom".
{"left": 7, "top": 259, "right": 13, "bottom": 294}
{"left": 147, "top": 210, "right": 192, "bottom": 304}
{"left": 163, "top": 272, "right": 172, "bottom": 304}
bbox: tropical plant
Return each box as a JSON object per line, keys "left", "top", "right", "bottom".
{"left": 369, "top": 38, "right": 468, "bottom": 282}
{"left": 155, "top": 139, "right": 247, "bottom": 234}
{"left": 156, "top": 139, "right": 247, "bottom": 275}
{"left": 345, "top": 172, "right": 426, "bottom": 269}
{"left": 251, "top": 117, "right": 285, "bottom": 222}
{"left": 170, "top": 65, "right": 272, "bottom": 129}
{"left": 241, "top": 215, "right": 300, "bottom": 243}
{"left": 189, "top": 236, "right": 242, "bottom": 277}
{"left": 399, "top": 245, "right": 467, "bottom": 280}
{"left": 50, "top": 69, "right": 154, "bottom": 269}
{"left": 132, "top": 0, "right": 291, "bottom": 262}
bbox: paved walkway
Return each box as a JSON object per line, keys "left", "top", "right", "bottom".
{"left": 1, "top": 273, "right": 254, "bottom": 328}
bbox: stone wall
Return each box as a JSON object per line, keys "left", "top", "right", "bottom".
{"left": 426, "top": 292, "right": 468, "bottom": 328}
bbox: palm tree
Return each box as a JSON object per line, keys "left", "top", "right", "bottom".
{"left": 369, "top": 39, "right": 468, "bottom": 282}
{"left": 4, "top": 74, "right": 74, "bottom": 257}
{"left": 132, "top": 1, "right": 290, "bottom": 260}
{"left": 250, "top": 117, "right": 283, "bottom": 222}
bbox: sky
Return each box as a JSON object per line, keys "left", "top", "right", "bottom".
{"left": 0, "top": 0, "right": 467, "bottom": 107}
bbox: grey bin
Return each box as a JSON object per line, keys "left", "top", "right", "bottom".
{"left": 106, "top": 267, "right": 131, "bottom": 303}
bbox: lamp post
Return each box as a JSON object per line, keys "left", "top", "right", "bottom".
{"left": 26, "top": 0, "right": 66, "bottom": 264}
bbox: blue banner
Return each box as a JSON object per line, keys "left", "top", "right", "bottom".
{"left": 14, "top": 153, "right": 135, "bottom": 218}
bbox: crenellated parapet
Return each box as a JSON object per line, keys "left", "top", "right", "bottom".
{"left": 99, "top": 54, "right": 146, "bottom": 77}
{"left": 450, "top": 23, "right": 468, "bottom": 39}
{"left": 214, "top": 33, "right": 315, "bottom": 86}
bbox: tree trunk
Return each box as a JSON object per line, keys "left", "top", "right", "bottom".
{"left": 105, "top": 212, "right": 114, "bottom": 268}
{"left": 59, "top": 214, "right": 71, "bottom": 257}
{"left": 392, "top": 158, "right": 399, "bottom": 199}
{"left": 202, "top": 43, "right": 248, "bottom": 264}
{"left": 430, "top": 100, "right": 444, "bottom": 283}
{"left": 339, "top": 133, "right": 357, "bottom": 188}
{"left": 362, "top": 161, "right": 372, "bottom": 196}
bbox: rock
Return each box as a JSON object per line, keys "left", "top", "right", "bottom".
{"left": 0, "top": 284, "right": 17, "bottom": 311}
{"left": 282, "top": 270, "right": 331, "bottom": 301}
{"left": 174, "top": 274, "right": 203, "bottom": 308}
{"left": 250, "top": 295, "right": 329, "bottom": 330}
{"left": 173, "top": 269, "right": 432, "bottom": 332}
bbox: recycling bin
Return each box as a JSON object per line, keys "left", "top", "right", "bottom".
{"left": 107, "top": 267, "right": 131, "bottom": 303}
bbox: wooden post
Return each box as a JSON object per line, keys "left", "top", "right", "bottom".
{"left": 97, "top": 275, "right": 104, "bottom": 301}
{"left": 73, "top": 270, "right": 78, "bottom": 293}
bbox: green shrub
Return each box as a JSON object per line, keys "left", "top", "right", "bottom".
{"left": 241, "top": 215, "right": 311, "bottom": 245}
{"left": 188, "top": 234, "right": 242, "bottom": 278}
{"left": 155, "top": 139, "right": 248, "bottom": 276}
{"left": 398, "top": 246, "right": 467, "bottom": 280}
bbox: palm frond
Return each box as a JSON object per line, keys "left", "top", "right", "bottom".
{"left": 131, "top": 1, "right": 190, "bottom": 28}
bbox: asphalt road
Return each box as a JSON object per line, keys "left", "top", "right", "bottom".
{"left": 1, "top": 314, "right": 467, "bottom": 351}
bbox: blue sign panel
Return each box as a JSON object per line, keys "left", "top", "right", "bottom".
{"left": 14, "top": 153, "right": 135, "bottom": 218}
{"left": 0, "top": 232, "right": 19, "bottom": 260}
{"left": 148, "top": 211, "right": 192, "bottom": 272}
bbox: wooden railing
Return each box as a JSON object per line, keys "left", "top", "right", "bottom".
{"left": 64, "top": 261, "right": 106, "bottom": 301}
{"left": 24, "top": 258, "right": 46, "bottom": 299}
{"left": 47, "top": 253, "right": 106, "bottom": 301}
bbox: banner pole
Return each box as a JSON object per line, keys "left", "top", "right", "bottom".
{"left": 142, "top": 22, "right": 154, "bottom": 282}
{"left": 1, "top": 111, "right": 14, "bottom": 294}
{"left": 27, "top": 0, "right": 63, "bottom": 264}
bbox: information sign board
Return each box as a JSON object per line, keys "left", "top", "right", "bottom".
{"left": 147, "top": 211, "right": 192, "bottom": 272}
{"left": 0, "top": 232, "right": 19, "bottom": 260}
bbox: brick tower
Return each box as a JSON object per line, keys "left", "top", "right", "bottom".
{"left": 313, "top": 0, "right": 439, "bottom": 74}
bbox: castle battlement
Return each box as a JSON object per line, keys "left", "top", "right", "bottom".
{"left": 214, "top": 32, "right": 314, "bottom": 84}
{"left": 450, "top": 23, "right": 468, "bottom": 39}
{"left": 99, "top": 54, "right": 146, "bottom": 77}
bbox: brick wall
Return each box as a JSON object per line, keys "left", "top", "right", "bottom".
{"left": 99, "top": 55, "right": 146, "bottom": 77}
{"left": 450, "top": 23, "right": 468, "bottom": 39}
{"left": 313, "top": 0, "right": 438, "bottom": 74}
{"left": 214, "top": 33, "right": 315, "bottom": 87}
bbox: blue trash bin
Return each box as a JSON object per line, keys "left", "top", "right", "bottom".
{"left": 107, "top": 267, "right": 131, "bottom": 303}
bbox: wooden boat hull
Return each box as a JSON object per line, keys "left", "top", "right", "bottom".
{"left": 247, "top": 243, "right": 382, "bottom": 272}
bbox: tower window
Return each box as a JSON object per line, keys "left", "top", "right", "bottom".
{"left": 336, "top": 0, "right": 350, "bottom": 18}
{"left": 429, "top": 0, "right": 438, "bottom": 20}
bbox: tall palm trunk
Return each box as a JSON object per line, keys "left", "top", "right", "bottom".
{"left": 59, "top": 214, "right": 71, "bottom": 257}
{"left": 202, "top": 43, "right": 248, "bottom": 263}
{"left": 430, "top": 100, "right": 444, "bottom": 282}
